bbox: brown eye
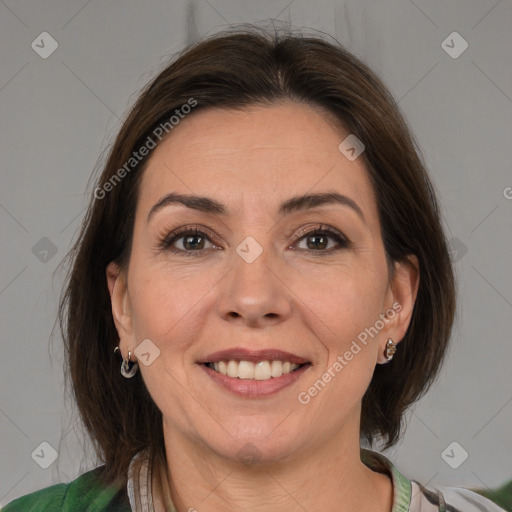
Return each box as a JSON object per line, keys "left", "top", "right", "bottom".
{"left": 294, "top": 225, "right": 349, "bottom": 254}
{"left": 180, "top": 232, "right": 207, "bottom": 250}
{"left": 159, "top": 226, "right": 220, "bottom": 256}
{"left": 305, "top": 232, "right": 329, "bottom": 250}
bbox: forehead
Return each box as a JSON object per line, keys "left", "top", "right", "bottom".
{"left": 138, "top": 102, "right": 378, "bottom": 222}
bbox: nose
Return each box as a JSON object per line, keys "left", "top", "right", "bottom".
{"left": 216, "top": 244, "right": 292, "bottom": 328}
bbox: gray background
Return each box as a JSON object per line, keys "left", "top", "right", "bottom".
{"left": 1, "top": 0, "right": 511, "bottom": 506}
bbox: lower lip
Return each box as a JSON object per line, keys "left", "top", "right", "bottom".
{"left": 200, "top": 363, "right": 311, "bottom": 398}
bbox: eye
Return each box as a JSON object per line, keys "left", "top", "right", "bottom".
{"left": 158, "top": 226, "right": 220, "bottom": 256}
{"left": 292, "top": 224, "right": 350, "bottom": 254}
{"left": 158, "top": 223, "right": 350, "bottom": 257}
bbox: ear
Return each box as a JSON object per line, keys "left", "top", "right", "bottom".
{"left": 106, "top": 261, "right": 134, "bottom": 343}
{"left": 377, "top": 254, "right": 420, "bottom": 364}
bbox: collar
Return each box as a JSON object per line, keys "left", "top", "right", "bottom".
{"left": 360, "top": 448, "right": 412, "bottom": 512}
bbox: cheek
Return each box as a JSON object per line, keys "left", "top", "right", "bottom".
{"left": 127, "top": 264, "right": 211, "bottom": 350}
{"left": 293, "top": 264, "right": 385, "bottom": 395}
{"left": 295, "top": 264, "right": 385, "bottom": 339}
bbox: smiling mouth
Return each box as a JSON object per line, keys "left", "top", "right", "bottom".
{"left": 204, "top": 360, "right": 309, "bottom": 381}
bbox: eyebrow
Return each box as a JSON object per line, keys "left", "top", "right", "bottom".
{"left": 147, "top": 191, "right": 366, "bottom": 224}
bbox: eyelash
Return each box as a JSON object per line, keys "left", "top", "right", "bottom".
{"left": 157, "top": 224, "right": 350, "bottom": 257}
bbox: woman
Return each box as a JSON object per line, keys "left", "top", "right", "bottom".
{"left": 3, "top": 28, "right": 505, "bottom": 512}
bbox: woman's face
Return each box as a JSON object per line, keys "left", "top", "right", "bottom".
{"left": 108, "top": 102, "right": 418, "bottom": 463}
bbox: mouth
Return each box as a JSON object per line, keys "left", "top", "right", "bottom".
{"left": 197, "top": 348, "right": 311, "bottom": 397}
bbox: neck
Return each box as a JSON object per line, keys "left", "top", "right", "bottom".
{"left": 160, "top": 422, "right": 393, "bottom": 512}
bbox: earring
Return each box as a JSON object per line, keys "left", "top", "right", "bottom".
{"left": 384, "top": 339, "right": 396, "bottom": 361}
{"left": 114, "top": 346, "right": 139, "bottom": 378}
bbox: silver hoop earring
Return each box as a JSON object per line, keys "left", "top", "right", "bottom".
{"left": 384, "top": 339, "right": 396, "bottom": 361}
{"left": 114, "top": 346, "right": 139, "bottom": 378}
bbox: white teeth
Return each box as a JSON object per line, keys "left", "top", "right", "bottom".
{"left": 271, "top": 360, "right": 283, "bottom": 378}
{"left": 227, "top": 360, "right": 238, "bottom": 378}
{"left": 218, "top": 360, "right": 228, "bottom": 375}
{"left": 254, "top": 361, "right": 271, "bottom": 380}
{"left": 208, "top": 360, "right": 301, "bottom": 380}
{"left": 238, "top": 361, "right": 255, "bottom": 379}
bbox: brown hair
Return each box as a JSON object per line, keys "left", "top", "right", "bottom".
{"left": 59, "top": 26, "right": 456, "bottom": 485}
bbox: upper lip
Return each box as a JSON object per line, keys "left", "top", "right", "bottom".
{"left": 198, "top": 347, "right": 310, "bottom": 365}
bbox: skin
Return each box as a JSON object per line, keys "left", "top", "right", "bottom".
{"left": 107, "top": 101, "right": 419, "bottom": 512}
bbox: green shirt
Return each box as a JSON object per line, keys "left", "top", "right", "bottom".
{"left": 0, "top": 465, "right": 130, "bottom": 511}
{"left": 1, "top": 448, "right": 506, "bottom": 511}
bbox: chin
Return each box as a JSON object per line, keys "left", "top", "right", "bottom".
{"left": 196, "top": 416, "right": 308, "bottom": 466}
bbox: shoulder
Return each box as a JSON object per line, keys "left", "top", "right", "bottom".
{"left": 360, "top": 448, "right": 506, "bottom": 512}
{"left": 1, "top": 466, "right": 131, "bottom": 512}
{"left": 411, "top": 480, "right": 508, "bottom": 511}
